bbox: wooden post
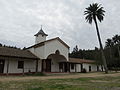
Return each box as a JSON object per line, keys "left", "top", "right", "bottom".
{"left": 75, "top": 64, "right": 77, "bottom": 72}
{"left": 6, "top": 59, "right": 9, "bottom": 76}
{"left": 35, "top": 59, "right": 38, "bottom": 73}
{"left": 67, "top": 63, "right": 70, "bottom": 72}
{"left": 22, "top": 61, "right": 24, "bottom": 76}
{"left": 68, "top": 63, "right": 70, "bottom": 72}
{"left": 81, "top": 64, "right": 83, "bottom": 72}
{"left": 42, "top": 59, "right": 46, "bottom": 72}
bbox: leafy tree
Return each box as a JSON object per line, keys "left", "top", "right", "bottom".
{"left": 84, "top": 3, "right": 108, "bottom": 73}
{"left": 73, "top": 45, "right": 79, "bottom": 53}
{"left": 0, "top": 43, "right": 2, "bottom": 47}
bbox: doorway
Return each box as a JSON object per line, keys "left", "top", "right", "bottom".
{"left": 42, "top": 59, "right": 51, "bottom": 72}
{"left": 46, "top": 59, "right": 51, "bottom": 72}
{"left": 0, "top": 60, "right": 5, "bottom": 73}
{"left": 89, "top": 66, "right": 91, "bottom": 72}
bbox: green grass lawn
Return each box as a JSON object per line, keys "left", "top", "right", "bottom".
{"left": 0, "top": 74, "right": 120, "bottom": 90}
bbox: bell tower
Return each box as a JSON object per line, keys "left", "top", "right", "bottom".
{"left": 34, "top": 26, "right": 48, "bottom": 44}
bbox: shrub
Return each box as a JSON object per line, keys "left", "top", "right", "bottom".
{"left": 81, "top": 68, "right": 87, "bottom": 73}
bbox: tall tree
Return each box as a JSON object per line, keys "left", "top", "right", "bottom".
{"left": 112, "top": 35, "right": 120, "bottom": 44}
{"left": 73, "top": 45, "right": 79, "bottom": 53}
{"left": 112, "top": 35, "right": 120, "bottom": 59}
{"left": 105, "top": 39, "right": 114, "bottom": 65}
{"left": 105, "top": 39, "right": 114, "bottom": 48}
{"left": 84, "top": 3, "right": 108, "bottom": 73}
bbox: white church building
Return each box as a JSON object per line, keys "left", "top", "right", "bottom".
{"left": 0, "top": 28, "right": 101, "bottom": 75}
{"left": 27, "top": 28, "right": 100, "bottom": 73}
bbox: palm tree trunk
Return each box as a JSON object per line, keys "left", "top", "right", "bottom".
{"left": 109, "top": 47, "right": 112, "bottom": 59}
{"left": 93, "top": 16, "right": 108, "bottom": 73}
{"left": 117, "top": 45, "right": 120, "bottom": 59}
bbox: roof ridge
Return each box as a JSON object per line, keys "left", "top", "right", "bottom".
{"left": 26, "top": 37, "right": 69, "bottom": 49}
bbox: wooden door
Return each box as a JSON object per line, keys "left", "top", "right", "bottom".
{"left": 64, "top": 63, "right": 67, "bottom": 72}
{"left": 45, "top": 59, "right": 51, "bottom": 72}
{"left": 0, "top": 60, "right": 5, "bottom": 73}
{"left": 89, "top": 66, "right": 91, "bottom": 72}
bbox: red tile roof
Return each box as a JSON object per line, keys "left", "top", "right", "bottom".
{"left": 69, "top": 58, "right": 95, "bottom": 64}
{"left": 0, "top": 47, "right": 39, "bottom": 60}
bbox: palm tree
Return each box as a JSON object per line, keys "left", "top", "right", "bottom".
{"left": 105, "top": 39, "right": 114, "bottom": 64}
{"left": 112, "top": 35, "right": 119, "bottom": 44}
{"left": 105, "top": 38, "right": 114, "bottom": 49}
{"left": 84, "top": 3, "right": 108, "bottom": 73}
{"left": 105, "top": 39, "right": 114, "bottom": 48}
{"left": 112, "top": 35, "right": 120, "bottom": 59}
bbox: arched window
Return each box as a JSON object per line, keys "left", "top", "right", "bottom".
{"left": 55, "top": 50, "right": 60, "bottom": 55}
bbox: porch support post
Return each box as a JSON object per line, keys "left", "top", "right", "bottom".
{"left": 42, "top": 59, "right": 46, "bottom": 72}
{"left": 75, "top": 64, "right": 77, "bottom": 72}
{"left": 81, "top": 64, "right": 83, "bottom": 72}
{"left": 6, "top": 59, "right": 9, "bottom": 76}
{"left": 67, "top": 62, "right": 70, "bottom": 72}
{"left": 22, "top": 61, "right": 24, "bottom": 76}
{"left": 35, "top": 59, "right": 38, "bottom": 73}
{"left": 69, "top": 63, "right": 71, "bottom": 73}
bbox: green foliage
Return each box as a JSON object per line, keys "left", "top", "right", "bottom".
{"left": 69, "top": 46, "right": 102, "bottom": 64}
{"left": 84, "top": 3, "right": 105, "bottom": 24}
{"left": 70, "top": 34, "right": 120, "bottom": 70}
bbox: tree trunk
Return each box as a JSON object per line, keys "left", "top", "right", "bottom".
{"left": 93, "top": 16, "right": 108, "bottom": 73}
{"left": 109, "top": 47, "right": 112, "bottom": 59}
{"left": 117, "top": 45, "right": 120, "bottom": 59}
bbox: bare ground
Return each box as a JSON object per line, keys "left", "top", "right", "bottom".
{"left": 0, "top": 72, "right": 120, "bottom": 82}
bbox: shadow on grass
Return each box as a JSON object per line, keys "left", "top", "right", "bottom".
{"left": 25, "top": 72, "right": 46, "bottom": 76}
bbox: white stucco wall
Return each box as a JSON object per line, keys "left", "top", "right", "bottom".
{"left": 69, "top": 64, "right": 82, "bottom": 72}
{"left": 44, "top": 40, "right": 69, "bottom": 60}
{"left": 76, "top": 64, "right": 82, "bottom": 72}
{"left": 83, "top": 63, "right": 97, "bottom": 72}
{"left": 38, "top": 60, "right": 42, "bottom": 72}
{"left": 70, "top": 65, "right": 75, "bottom": 72}
{"left": 34, "top": 46, "right": 45, "bottom": 59}
{"left": 35, "top": 35, "right": 46, "bottom": 44}
{"left": 4, "top": 59, "right": 36, "bottom": 74}
{"left": 3, "top": 60, "right": 8, "bottom": 73}
{"left": 28, "top": 46, "right": 45, "bottom": 59}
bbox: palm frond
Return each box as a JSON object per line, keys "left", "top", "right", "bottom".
{"left": 84, "top": 3, "right": 105, "bottom": 24}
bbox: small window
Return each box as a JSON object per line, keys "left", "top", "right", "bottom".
{"left": 59, "top": 63, "right": 63, "bottom": 69}
{"left": 71, "top": 63, "right": 74, "bottom": 69}
{"left": 18, "top": 61, "right": 24, "bottom": 69}
{"left": 89, "top": 66, "right": 91, "bottom": 72}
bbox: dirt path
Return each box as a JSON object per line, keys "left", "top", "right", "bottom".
{"left": 0, "top": 72, "right": 120, "bottom": 82}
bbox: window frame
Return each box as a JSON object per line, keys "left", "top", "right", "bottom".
{"left": 71, "top": 63, "right": 74, "bottom": 69}
{"left": 18, "top": 61, "right": 24, "bottom": 69}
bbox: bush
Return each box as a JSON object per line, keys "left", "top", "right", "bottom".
{"left": 25, "top": 72, "right": 45, "bottom": 76}
{"left": 81, "top": 68, "right": 87, "bottom": 73}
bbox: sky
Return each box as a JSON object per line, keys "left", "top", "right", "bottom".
{"left": 0, "top": 0, "right": 120, "bottom": 51}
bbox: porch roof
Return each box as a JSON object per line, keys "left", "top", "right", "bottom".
{"left": 69, "top": 58, "right": 95, "bottom": 64}
{"left": 0, "top": 47, "right": 39, "bottom": 60}
{"left": 59, "top": 58, "right": 95, "bottom": 64}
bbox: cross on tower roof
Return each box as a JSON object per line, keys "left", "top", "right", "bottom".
{"left": 34, "top": 25, "right": 48, "bottom": 36}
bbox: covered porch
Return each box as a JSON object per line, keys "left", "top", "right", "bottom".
{"left": 41, "top": 53, "right": 83, "bottom": 73}
{"left": 59, "top": 61, "right": 83, "bottom": 73}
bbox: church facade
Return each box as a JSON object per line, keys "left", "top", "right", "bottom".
{"left": 27, "top": 28, "right": 69, "bottom": 72}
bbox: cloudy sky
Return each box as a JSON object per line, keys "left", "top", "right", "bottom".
{"left": 0, "top": 0, "right": 120, "bottom": 51}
